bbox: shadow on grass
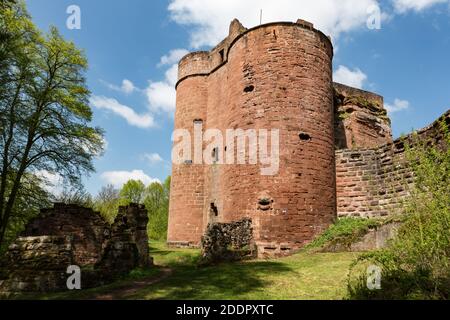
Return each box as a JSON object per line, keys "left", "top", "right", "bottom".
{"left": 129, "top": 260, "right": 294, "bottom": 300}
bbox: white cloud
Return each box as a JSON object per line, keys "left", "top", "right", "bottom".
{"left": 96, "top": 50, "right": 181, "bottom": 121}
{"left": 392, "top": 0, "right": 448, "bottom": 13}
{"left": 121, "top": 79, "right": 136, "bottom": 94}
{"left": 333, "top": 65, "right": 368, "bottom": 89}
{"left": 101, "top": 170, "right": 160, "bottom": 187}
{"left": 145, "top": 63, "right": 179, "bottom": 115}
{"left": 102, "top": 79, "right": 137, "bottom": 94}
{"left": 159, "top": 48, "right": 189, "bottom": 66}
{"left": 35, "top": 170, "right": 63, "bottom": 195}
{"left": 168, "top": 0, "right": 380, "bottom": 48}
{"left": 90, "top": 95, "right": 155, "bottom": 129}
{"left": 143, "top": 153, "right": 164, "bottom": 165}
{"left": 385, "top": 98, "right": 410, "bottom": 113}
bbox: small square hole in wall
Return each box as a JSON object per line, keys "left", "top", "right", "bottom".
{"left": 219, "top": 49, "right": 225, "bottom": 62}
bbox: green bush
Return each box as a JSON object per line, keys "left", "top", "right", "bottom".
{"left": 145, "top": 177, "right": 170, "bottom": 241}
{"left": 348, "top": 120, "right": 450, "bottom": 300}
{"left": 93, "top": 177, "right": 171, "bottom": 240}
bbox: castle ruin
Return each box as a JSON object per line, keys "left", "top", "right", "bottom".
{"left": 167, "top": 19, "right": 449, "bottom": 257}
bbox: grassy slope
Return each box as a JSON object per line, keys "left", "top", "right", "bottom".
{"left": 13, "top": 241, "right": 360, "bottom": 300}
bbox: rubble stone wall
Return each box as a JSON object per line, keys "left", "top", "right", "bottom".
{"left": 336, "top": 110, "right": 449, "bottom": 218}
{"left": 333, "top": 82, "right": 392, "bottom": 150}
{"left": 201, "top": 218, "right": 255, "bottom": 263}
{"left": 0, "top": 203, "right": 151, "bottom": 294}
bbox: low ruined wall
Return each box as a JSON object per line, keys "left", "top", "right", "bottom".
{"left": 336, "top": 110, "right": 449, "bottom": 218}
{"left": 201, "top": 219, "right": 255, "bottom": 264}
{"left": 23, "top": 204, "right": 109, "bottom": 266}
{"left": 0, "top": 236, "right": 73, "bottom": 292}
{"left": 0, "top": 203, "right": 151, "bottom": 294}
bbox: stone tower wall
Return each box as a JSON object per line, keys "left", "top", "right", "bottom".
{"left": 168, "top": 20, "right": 337, "bottom": 254}
{"left": 167, "top": 69, "right": 208, "bottom": 246}
{"left": 222, "top": 22, "right": 335, "bottom": 254}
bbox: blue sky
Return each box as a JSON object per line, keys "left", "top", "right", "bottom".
{"left": 25, "top": 0, "right": 450, "bottom": 195}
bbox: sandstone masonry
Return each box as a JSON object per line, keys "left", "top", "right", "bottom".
{"left": 167, "top": 18, "right": 449, "bottom": 257}
{"left": 336, "top": 110, "right": 449, "bottom": 218}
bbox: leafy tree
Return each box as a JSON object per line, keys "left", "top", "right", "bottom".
{"left": 145, "top": 182, "right": 164, "bottom": 213}
{"left": 119, "top": 180, "right": 146, "bottom": 205}
{"left": 0, "top": 172, "right": 51, "bottom": 254}
{"left": 0, "top": 1, "right": 104, "bottom": 246}
{"left": 54, "top": 185, "right": 94, "bottom": 208}
{"left": 94, "top": 184, "right": 120, "bottom": 224}
{"left": 144, "top": 176, "right": 170, "bottom": 240}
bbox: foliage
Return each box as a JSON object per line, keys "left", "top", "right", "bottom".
{"left": 144, "top": 177, "right": 170, "bottom": 241}
{"left": 348, "top": 120, "right": 450, "bottom": 300}
{"left": 0, "top": 1, "right": 104, "bottom": 247}
{"left": 119, "top": 180, "right": 146, "bottom": 205}
{"left": 93, "top": 177, "right": 171, "bottom": 239}
{"left": 53, "top": 185, "right": 94, "bottom": 208}
{"left": 93, "top": 184, "right": 120, "bottom": 224}
{"left": 0, "top": 172, "right": 51, "bottom": 254}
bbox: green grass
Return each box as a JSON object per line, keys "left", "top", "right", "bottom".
{"left": 10, "top": 241, "right": 360, "bottom": 300}
{"left": 132, "top": 242, "right": 359, "bottom": 300}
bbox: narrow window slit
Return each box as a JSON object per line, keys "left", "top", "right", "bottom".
{"left": 210, "top": 203, "right": 219, "bottom": 217}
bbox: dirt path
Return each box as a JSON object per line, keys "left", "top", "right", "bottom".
{"left": 90, "top": 267, "right": 173, "bottom": 300}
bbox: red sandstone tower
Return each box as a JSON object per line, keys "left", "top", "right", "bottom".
{"left": 168, "top": 19, "right": 339, "bottom": 256}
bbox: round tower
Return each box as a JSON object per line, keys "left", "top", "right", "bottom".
{"left": 167, "top": 52, "right": 210, "bottom": 247}
{"left": 222, "top": 21, "right": 335, "bottom": 256}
